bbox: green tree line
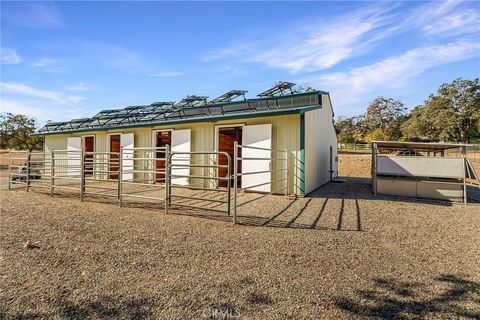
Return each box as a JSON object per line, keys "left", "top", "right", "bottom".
{"left": 335, "top": 78, "right": 480, "bottom": 143}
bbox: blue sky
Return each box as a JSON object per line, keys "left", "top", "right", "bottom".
{"left": 1, "top": 1, "right": 479, "bottom": 125}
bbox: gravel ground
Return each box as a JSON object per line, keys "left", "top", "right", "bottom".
{"left": 1, "top": 176, "right": 480, "bottom": 319}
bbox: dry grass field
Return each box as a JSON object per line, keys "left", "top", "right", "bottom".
{"left": 1, "top": 174, "right": 479, "bottom": 319}
{"left": 338, "top": 154, "right": 372, "bottom": 178}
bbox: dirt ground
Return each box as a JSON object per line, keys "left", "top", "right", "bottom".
{"left": 338, "top": 153, "right": 372, "bottom": 178}
{"left": 1, "top": 176, "right": 479, "bottom": 319}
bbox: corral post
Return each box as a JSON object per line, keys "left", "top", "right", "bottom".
{"left": 233, "top": 141, "right": 238, "bottom": 224}
{"left": 226, "top": 153, "right": 231, "bottom": 218}
{"left": 462, "top": 146, "right": 467, "bottom": 204}
{"left": 284, "top": 148, "right": 288, "bottom": 197}
{"left": 7, "top": 151, "right": 11, "bottom": 190}
{"left": 165, "top": 144, "right": 170, "bottom": 214}
{"left": 26, "top": 150, "right": 31, "bottom": 192}
{"left": 167, "top": 150, "right": 172, "bottom": 209}
{"left": 151, "top": 148, "right": 156, "bottom": 184}
{"left": 463, "top": 159, "right": 468, "bottom": 204}
{"left": 50, "top": 149, "right": 55, "bottom": 196}
{"left": 118, "top": 147, "right": 123, "bottom": 207}
{"left": 372, "top": 143, "right": 377, "bottom": 195}
{"left": 80, "top": 148, "right": 85, "bottom": 201}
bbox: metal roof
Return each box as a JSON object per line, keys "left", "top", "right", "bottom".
{"left": 38, "top": 86, "right": 323, "bottom": 135}
{"left": 372, "top": 141, "right": 472, "bottom": 151}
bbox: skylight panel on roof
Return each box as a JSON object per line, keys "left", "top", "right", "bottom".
{"left": 37, "top": 82, "right": 321, "bottom": 134}
{"left": 257, "top": 81, "right": 295, "bottom": 97}
{"left": 211, "top": 90, "right": 247, "bottom": 104}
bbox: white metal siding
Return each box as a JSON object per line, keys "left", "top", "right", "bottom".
{"left": 304, "top": 94, "right": 338, "bottom": 194}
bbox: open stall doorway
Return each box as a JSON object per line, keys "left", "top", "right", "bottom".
{"left": 218, "top": 126, "right": 242, "bottom": 188}
{"left": 155, "top": 131, "right": 171, "bottom": 182}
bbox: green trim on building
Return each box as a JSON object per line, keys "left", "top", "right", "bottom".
{"left": 298, "top": 113, "right": 305, "bottom": 196}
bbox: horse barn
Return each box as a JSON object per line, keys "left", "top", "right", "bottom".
{"left": 9, "top": 82, "right": 338, "bottom": 222}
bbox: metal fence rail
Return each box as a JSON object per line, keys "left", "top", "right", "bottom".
{"left": 82, "top": 151, "right": 120, "bottom": 200}
{"left": 50, "top": 149, "right": 83, "bottom": 196}
{"left": 119, "top": 146, "right": 169, "bottom": 209}
{"left": 8, "top": 151, "right": 29, "bottom": 190}
{"left": 338, "top": 143, "right": 371, "bottom": 152}
{"left": 8, "top": 146, "right": 293, "bottom": 225}
{"left": 27, "top": 151, "right": 52, "bottom": 191}
{"left": 232, "top": 142, "right": 289, "bottom": 224}
{"left": 446, "top": 145, "right": 480, "bottom": 164}
{"left": 167, "top": 151, "right": 231, "bottom": 217}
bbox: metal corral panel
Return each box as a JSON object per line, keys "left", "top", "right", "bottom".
{"left": 416, "top": 181, "right": 463, "bottom": 200}
{"left": 377, "top": 177, "right": 463, "bottom": 201}
{"left": 377, "top": 178, "right": 417, "bottom": 197}
{"left": 377, "top": 156, "right": 465, "bottom": 179}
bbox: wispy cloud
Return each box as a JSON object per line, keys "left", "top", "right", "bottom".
{"left": 71, "top": 41, "right": 149, "bottom": 73}
{"left": 148, "top": 71, "right": 184, "bottom": 77}
{"left": 0, "top": 99, "right": 45, "bottom": 119}
{"left": 24, "top": 40, "right": 151, "bottom": 74}
{"left": 1, "top": 2, "right": 63, "bottom": 27}
{"left": 64, "top": 82, "right": 94, "bottom": 92}
{"left": 0, "top": 98, "right": 84, "bottom": 122}
{"left": 206, "top": 1, "right": 478, "bottom": 74}
{"left": 307, "top": 39, "right": 480, "bottom": 114}
{"left": 423, "top": 9, "right": 480, "bottom": 36}
{"left": 1, "top": 47, "right": 21, "bottom": 64}
{"left": 32, "top": 58, "right": 55, "bottom": 67}
{"left": 31, "top": 57, "right": 65, "bottom": 73}
{"left": 0, "top": 82, "right": 84, "bottom": 104}
{"left": 249, "top": 5, "right": 399, "bottom": 74}
{"left": 203, "top": 44, "right": 254, "bottom": 61}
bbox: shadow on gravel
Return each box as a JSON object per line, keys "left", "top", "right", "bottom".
{"left": 167, "top": 196, "right": 364, "bottom": 232}
{"left": 2, "top": 295, "right": 154, "bottom": 320}
{"left": 56, "top": 295, "right": 154, "bottom": 320}
{"left": 335, "top": 274, "right": 480, "bottom": 319}
{"left": 9, "top": 177, "right": 466, "bottom": 231}
{"left": 235, "top": 190, "right": 365, "bottom": 231}
{"left": 309, "top": 177, "right": 454, "bottom": 207}
{"left": 59, "top": 296, "right": 153, "bottom": 319}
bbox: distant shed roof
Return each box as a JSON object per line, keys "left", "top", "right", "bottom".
{"left": 372, "top": 141, "right": 472, "bottom": 151}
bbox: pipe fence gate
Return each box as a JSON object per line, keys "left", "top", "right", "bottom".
{"left": 7, "top": 145, "right": 292, "bottom": 225}
{"left": 8, "top": 151, "right": 32, "bottom": 190}
{"left": 82, "top": 151, "right": 120, "bottom": 199}
{"left": 119, "top": 146, "right": 169, "bottom": 208}
{"left": 232, "top": 141, "right": 289, "bottom": 224}
{"left": 166, "top": 151, "right": 232, "bottom": 216}
{"left": 51, "top": 149, "right": 83, "bottom": 195}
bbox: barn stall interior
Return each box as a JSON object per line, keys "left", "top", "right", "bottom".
{"left": 371, "top": 141, "right": 480, "bottom": 203}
